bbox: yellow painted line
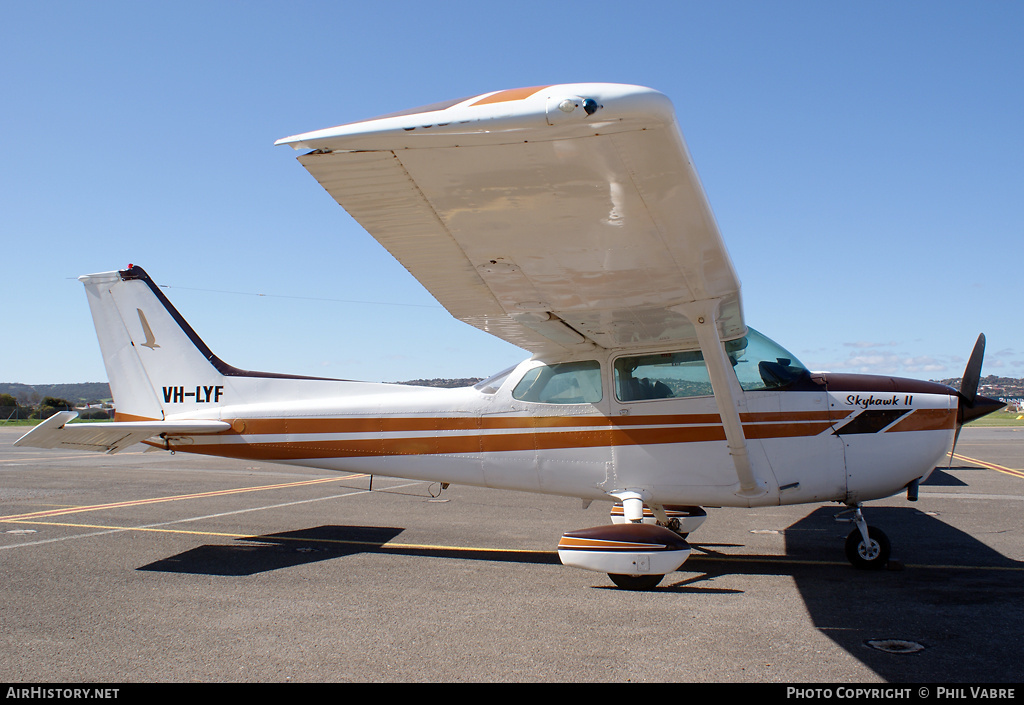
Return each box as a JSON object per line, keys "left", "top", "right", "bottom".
{"left": 2, "top": 518, "right": 553, "bottom": 555}
{"left": 0, "top": 451, "right": 146, "bottom": 463}
{"left": 6, "top": 519, "right": 1018, "bottom": 573}
{"left": 949, "top": 452, "right": 1024, "bottom": 479}
{"left": 0, "top": 474, "right": 366, "bottom": 522}
{"left": 4, "top": 519, "right": 252, "bottom": 538}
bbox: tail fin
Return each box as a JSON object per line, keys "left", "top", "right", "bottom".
{"left": 81, "top": 266, "right": 229, "bottom": 420}
{"left": 83, "top": 265, "right": 337, "bottom": 421}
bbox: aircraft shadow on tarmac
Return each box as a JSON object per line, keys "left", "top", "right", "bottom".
{"left": 137, "top": 524, "right": 561, "bottom": 577}
{"left": 137, "top": 468, "right": 1022, "bottom": 681}
{"left": 664, "top": 467, "right": 1024, "bottom": 682}
{"left": 136, "top": 470, "right": 977, "bottom": 579}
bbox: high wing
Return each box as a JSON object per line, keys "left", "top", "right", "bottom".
{"left": 15, "top": 412, "right": 230, "bottom": 454}
{"left": 276, "top": 83, "right": 744, "bottom": 356}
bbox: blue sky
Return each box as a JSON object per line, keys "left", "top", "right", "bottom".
{"left": 2, "top": 1, "right": 1022, "bottom": 385}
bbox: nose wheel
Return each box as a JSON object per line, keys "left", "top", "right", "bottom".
{"left": 845, "top": 525, "right": 890, "bottom": 569}
{"left": 838, "top": 505, "right": 891, "bottom": 570}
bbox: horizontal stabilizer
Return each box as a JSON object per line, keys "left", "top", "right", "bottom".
{"left": 14, "top": 411, "right": 231, "bottom": 454}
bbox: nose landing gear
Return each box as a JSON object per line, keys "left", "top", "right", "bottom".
{"left": 836, "top": 504, "right": 891, "bottom": 570}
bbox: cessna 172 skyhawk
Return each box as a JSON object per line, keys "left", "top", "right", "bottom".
{"left": 17, "top": 83, "right": 1004, "bottom": 589}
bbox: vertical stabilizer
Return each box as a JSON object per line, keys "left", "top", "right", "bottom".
{"left": 80, "top": 266, "right": 226, "bottom": 420}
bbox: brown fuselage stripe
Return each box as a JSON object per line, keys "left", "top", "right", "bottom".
{"left": 222, "top": 410, "right": 841, "bottom": 436}
{"left": 172, "top": 426, "right": 725, "bottom": 461}
{"left": 163, "top": 418, "right": 846, "bottom": 462}
{"left": 137, "top": 408, "right": 953, "bottom": 462}
{"left": 125, "top": 411, "right": 842, "bottom": 433}
{"left": 886, "top": 408, "right": 958, "bottom": 433}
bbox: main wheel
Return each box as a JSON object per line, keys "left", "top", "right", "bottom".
{"left": 845, "top": 526, "right": 890, "bottom": 570}
{"left": 608, "top": 573, "right": 664, "bottom": 590}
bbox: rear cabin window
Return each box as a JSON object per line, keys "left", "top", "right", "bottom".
{"left": 512, "top": 360, "right": 603, "bottom": 404}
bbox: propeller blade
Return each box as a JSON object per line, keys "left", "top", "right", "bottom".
{"left": 950, "top": 333, "right": 1005, "bottom": 463}
{"left": 959, "top": 333, "right": 986, "bottom": 407}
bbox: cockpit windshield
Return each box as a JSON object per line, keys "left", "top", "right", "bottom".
{"left": 726, "top": 328, "right": 810, "bottom": 391}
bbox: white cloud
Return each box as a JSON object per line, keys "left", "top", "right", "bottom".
{"left": 843, "top": 341, "right": 898, "bottom": 349}
{"left": 813, "top": 348, "right": 961, "bottom": 378}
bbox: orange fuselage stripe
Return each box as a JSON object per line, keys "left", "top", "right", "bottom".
{"left": 127, "top": 409, "right": 954, "bottom": 462}
{"left": 224, "top": 410, "right": 841, "bottom": 435}
{"left": 150, "top": 410, "right": 891, "bottom": 462}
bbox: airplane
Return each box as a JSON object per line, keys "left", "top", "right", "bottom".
{"left": 16, "top": 83, "right": 1006, "bottom": 589}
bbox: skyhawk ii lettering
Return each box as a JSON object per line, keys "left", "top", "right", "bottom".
{"left": 16, "top": 83, "right": 1005, "bottom": 589}
{"left": 845, "top": 394, "right": 911, "bottom": 408}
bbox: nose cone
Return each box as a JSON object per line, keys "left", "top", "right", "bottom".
{"left": 959, "top": 393, "right": 1006, "bottom": 425}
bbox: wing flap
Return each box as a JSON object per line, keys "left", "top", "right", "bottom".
{"left": 14, "top": 412, "right": 231, "bottom": 454}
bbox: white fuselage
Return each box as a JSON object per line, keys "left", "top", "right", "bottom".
{"left": 161, "top": 355, "right": 957, "bottom": 510}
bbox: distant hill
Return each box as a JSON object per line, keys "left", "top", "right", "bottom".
{"left": 934, "top": 375, "right": 1024, "bottom": 399}
{"left": 0, "top": 382, "right": 111, "bottom": 406}
{"left": 0, "top": 379, "right": 481, "bottom": 405}
{"left": 4, "top": 376, "right": 1020, "bottom": 405}
{"left": 395, "top": 378, "right": 483, "bottom": 388}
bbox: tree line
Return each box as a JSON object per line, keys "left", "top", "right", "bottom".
{"left": 0, "top": 393, "right": 111, "bottom": 421}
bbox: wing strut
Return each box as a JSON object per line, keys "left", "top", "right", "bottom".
{"left": 674, "top": 300, "right": 767, "bottom": 499}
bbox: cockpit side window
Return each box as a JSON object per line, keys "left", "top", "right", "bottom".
{"left": 614, "top": 350, "right": 713, "bottom": 401}
{"left": 512, "top": 360, "right": 603, "bottom": 404}
{"left": 612, "top": 329, "right": 811, "bottom": 401}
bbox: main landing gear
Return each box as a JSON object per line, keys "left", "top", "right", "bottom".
{"left": 608, "top": 573, "right": 666, "bottom": 591}
{"left": 837, "top": 504, "right": 891, "bottom": 570}
{"left": 557, "top": 504, "right": 706, "bottom": 591}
